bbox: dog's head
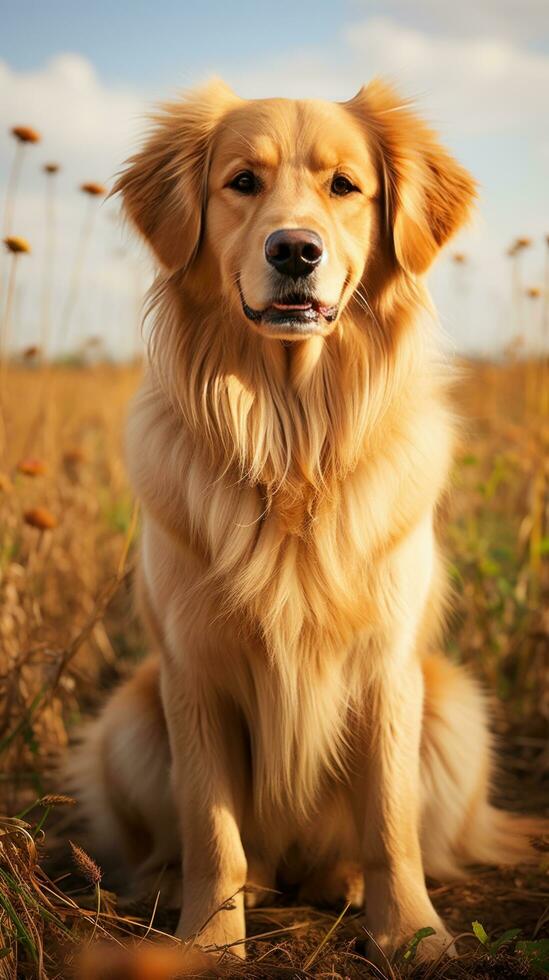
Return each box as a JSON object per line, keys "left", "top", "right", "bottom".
{"left": 116, "top": 79, "right": 476, "bottom": 341}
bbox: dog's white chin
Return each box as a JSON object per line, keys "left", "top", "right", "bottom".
{"left": 249, "top": 317, "right": 334, "bottom": 341}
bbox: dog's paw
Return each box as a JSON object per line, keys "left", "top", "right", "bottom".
{"left": 367, "top": 919, "right": 455, "bottom": 966}
{"left": 176, "top": 901, "right": 247, "bottom": 960}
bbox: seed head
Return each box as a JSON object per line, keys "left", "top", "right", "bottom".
{"left": 43, "top": 162, "right": 60, "bottom": 175}
{"left": 70, "top": 841, "right": 102, "bottom": 886}
{"left": 39, "top": 794, "right": 76, "bottom": 808}
{"left": 11, "top": 125, "right": 41, "bottom": 144}
{"left": 4, "top": 236, "right": 31, "bottom": 255}
{"left": 514, "top": 236, "right": 532, "bottom": 250}
{"left": 80, "top": 182, "right": 107, "bottom": 197}
{"left": 23, "top": 506, "right": 58, "bottom": 530}
{"left": 17, "top": 457, "right": 47, "bottom": 477}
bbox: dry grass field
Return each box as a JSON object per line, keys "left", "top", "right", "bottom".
{"left": 0, "top": 353, "right": 547, "bottom": 980}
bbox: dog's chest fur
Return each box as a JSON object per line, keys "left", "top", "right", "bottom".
{"left": 131, "top": 326, "right": 451, "bottom": 817}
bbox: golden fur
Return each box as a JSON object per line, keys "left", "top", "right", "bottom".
{"left": 70, "top": 79, "right": 543, "bottom": 963}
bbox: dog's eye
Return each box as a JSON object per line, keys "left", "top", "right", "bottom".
{"left": 331, "top": 174, "right": 358, "bottom": 197}
{"left": 229, "top": 171, "right": 260, "bottom": 195}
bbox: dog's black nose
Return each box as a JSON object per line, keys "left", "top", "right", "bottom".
{"left": 265, "top": 228, "right": 323, "bottom": 279}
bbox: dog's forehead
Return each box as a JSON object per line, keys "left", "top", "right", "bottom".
{"left": 212, "top": 98, "right": 377, "bottom": 176}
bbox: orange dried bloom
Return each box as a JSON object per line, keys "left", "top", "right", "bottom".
{"left": 526, "top": 286, "right": 541, "bottom": 299}
{"left": 80, "top": 182, "right": 107, "bottom": 197}
{"left": 77, "top": 943, "right": 214, "bottom": 980}
{"left": 452, "top": 252, "right": 467, "bottom": 264}
{"left": 23, "top": 506, "right": 58, "bottom": 530}
{"left": 4, "top": 236, "right": 31, "bottom": 254}
{"left": 11, "top": 125, "right": 41, "bottom": 144}
{"left": 17, "top": 457, "right": 47, "bottom": 477}
{"left": 515, "top": 236, "right": 532, "bottom": 249}
{"left": 43, "top": 162, "right": 60, "bottom": 175}
{"left": 23, "top": 345, "right": 40, "bottom": 359}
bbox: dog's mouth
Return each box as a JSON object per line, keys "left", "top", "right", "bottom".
{"left": 238, "top": 282, "right": 338, "bottom": 335}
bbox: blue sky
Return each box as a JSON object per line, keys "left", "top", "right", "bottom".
{"left": 1, "top": 0, "right": 548, "bottom": 356}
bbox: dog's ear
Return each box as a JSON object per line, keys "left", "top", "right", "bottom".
{"left": 346, "top": 80, "right": 477, "bottom": 275}
{"left": 114, "top": 79, "right": 239, "bottom": 272}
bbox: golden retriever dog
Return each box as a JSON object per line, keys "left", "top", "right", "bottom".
{"left": 71, "top": 78, "right": 543, "bottom": 964}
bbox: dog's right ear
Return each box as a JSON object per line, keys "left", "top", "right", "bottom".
{"left": 114, "top": 79, "right": 239, "bottom": 272}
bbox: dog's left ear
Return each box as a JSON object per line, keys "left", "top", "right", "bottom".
{"left": 346, "top": 80, "right": 477, "bottom": 275}
{"left": 114, "top": 79, "right": 240, "bottom": 273}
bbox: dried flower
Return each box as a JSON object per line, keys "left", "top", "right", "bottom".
{"left": 526, "top": 286, "right": 541, "bottom": 299}
{"left": 11, "top": 125, "right": 41, "bottom": 144}
{"left": 23, "top": 507, "right": 58, "bottom": 530}
{"left": 70, "top": 841, "right": 102, "bottom": 886}
{"left": 80, "top": 182, "right": 107, "bottom": 197}
{"left": 452, "top": 252, "right": 467, "bottom": 264}
{"left": 43, "top": 162, "right": 60, "bottom": 175}
{"left": 17, "top": 457, "right": 47, "bottom": 477}
{"left": 23, "top": 345, "right": 40, "bottom": 359}
{"left": 4, "top": 236, "right": 31, "bottom": 254}
{"left": 514, "top": 236, "right": 532, "bottom": 250}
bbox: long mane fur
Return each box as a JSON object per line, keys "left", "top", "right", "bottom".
{"left": 130, "top": 267, "right": 454, "bottom": 811}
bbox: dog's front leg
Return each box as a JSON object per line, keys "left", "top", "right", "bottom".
{"left": 360, "top": 653, "right": 453, "bottom": 963}
{"left": 160, "top": 657, "right": 247, "bottom": 958}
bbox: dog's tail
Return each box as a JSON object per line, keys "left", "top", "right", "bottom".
{"left": 420, "top": 653, "right": 547, "bottom": 880}
{"left": 65, "top": 655, "right": 179, "bottom": 875}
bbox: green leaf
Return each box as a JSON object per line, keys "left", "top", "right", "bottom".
{"left": 472, "top": 921, "right": 490, "bottom": 946}
{"left": 490, "top": 927, "right": 521, "bottom": 953}
{"left": 403, "top": 926, "right": 436, "bottom": 960}
{"left": 516, "top": 939, "right": 549, "bottom": 975}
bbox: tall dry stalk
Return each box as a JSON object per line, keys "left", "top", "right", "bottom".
{"left": 2, "top": 127, "right": 41, "bottom": 239}
{"left": 542, "top": 235, "right": 549, "bottom": 418}
{"left": 0, "top": 236, "right": 31, "bottom": 458}
{"left": 40, "top": 164, "right": 60, "bottom": 364}
{"left": 1, "top": 128, "right": 40, "bottom": 320}
{"left": 508, "top": 237, "right": 531, "bottom": 339}
{"left": 58, "top": 182, "right": 106, "bottom": 351}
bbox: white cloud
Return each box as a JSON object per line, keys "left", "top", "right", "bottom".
{"left": 227, "top": 17, "right": 549, "bottom": 137}
{"left": 0, "top": 53, "right": 142, "bottom": 172}
{"left": 352, "top": 0, "right": 549, "bottom": 44}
